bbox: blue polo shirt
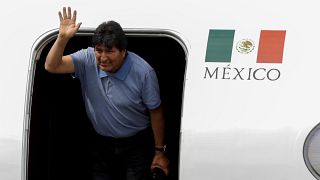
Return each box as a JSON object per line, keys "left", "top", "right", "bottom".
{"left": 70, "top": 47, "right": 161, "bottom": 138}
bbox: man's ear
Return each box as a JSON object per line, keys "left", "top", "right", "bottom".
{"left": 122, "top": 50, "right": 127, "bottom": 58}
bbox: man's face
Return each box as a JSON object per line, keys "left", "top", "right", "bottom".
{"left": 95, "top": 44, "right": 126, "bottom": 73}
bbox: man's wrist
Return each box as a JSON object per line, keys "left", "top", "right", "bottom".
{"left": 57, "top": 34, "right": 72, "bottom": 43}
{"left": 155, "top": 144, "right": 167, "bottom": 153}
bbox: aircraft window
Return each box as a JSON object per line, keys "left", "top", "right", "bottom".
{"left": 25, "top": 28, "right": 187, "bottom": 180}
{"left": 304, "top": 123, "right": 320, "bottom": 179}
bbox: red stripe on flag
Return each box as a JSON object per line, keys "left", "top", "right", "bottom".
{"left": 257, "top": 30, "right": 286, "bottom": 63}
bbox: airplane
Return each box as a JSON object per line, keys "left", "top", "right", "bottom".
{"left": 1, "top": 0, "right": 320, "bottom": 180}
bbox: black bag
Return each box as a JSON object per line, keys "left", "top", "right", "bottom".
{"left": 150, "top": 167, "right": 166, "bottom": 180}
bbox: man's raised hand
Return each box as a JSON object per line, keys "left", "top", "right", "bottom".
{"left": 58, "top": 7, "right": 82, "bottom": 40}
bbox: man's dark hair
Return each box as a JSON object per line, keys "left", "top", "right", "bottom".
{"left": 92, "top": 21, "right": 128, "bottom": 51}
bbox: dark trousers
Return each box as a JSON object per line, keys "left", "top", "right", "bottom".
{"left": 91, "top": 128, "right": 154, "bottom": 180}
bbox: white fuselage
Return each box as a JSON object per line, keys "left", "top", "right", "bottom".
{"left": 1, "top": 1, "right": 319, "bottom": 180}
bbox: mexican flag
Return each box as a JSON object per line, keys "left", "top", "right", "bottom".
{"left": 205, "top": 29, "right": 286, "bottom": 64}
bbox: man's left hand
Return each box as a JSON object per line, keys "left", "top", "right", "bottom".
{"left": 151, "top": 151, "right": 169, "bottom": 176}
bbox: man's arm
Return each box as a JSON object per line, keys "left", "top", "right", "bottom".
{"left": 150, "top": 106, "right": 169, "bottom": 175}
{"left": 45, "top": 7, "right": 81, "bottom": 74}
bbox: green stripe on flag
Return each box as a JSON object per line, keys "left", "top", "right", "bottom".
{"left": 205, "top": 29, "right": 235, "bottom": 62}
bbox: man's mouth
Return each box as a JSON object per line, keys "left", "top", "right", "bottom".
{"left": 100, "top": 62, "right": 111, "bottom": 67}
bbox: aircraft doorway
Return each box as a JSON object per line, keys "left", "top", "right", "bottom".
{"left": 26, "top": 29, "right": 187, "bottom": 180}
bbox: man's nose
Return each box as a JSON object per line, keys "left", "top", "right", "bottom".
{"left": 100, "top": 52, "right": 109, "bottom": 61}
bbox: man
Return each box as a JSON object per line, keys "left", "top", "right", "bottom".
{"left": 45, "top": 7, "right": 169, "bottom": 180}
